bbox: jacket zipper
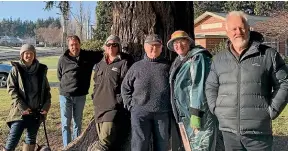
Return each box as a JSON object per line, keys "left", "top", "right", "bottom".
{"left": 104, "top": 66, "right": 108, "bottom": 77}
{"left": 39, "top": 69, "right": 47, "bottom": 108}
{"left": 229, "top": 51, "right": 241, "bottom": 135}
{"left": 237, "top": 62, "right": 241, "bottom": 135}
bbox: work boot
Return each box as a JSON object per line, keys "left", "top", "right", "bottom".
{"left": 22, "top": 143, "right": 36, "bottom": 151}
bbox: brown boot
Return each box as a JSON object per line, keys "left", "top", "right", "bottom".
{"left": 22, "top": 143, "right": 29, "bottom": 151}
{"left": 22, "top": 143, "right": 35, "bottom": 151}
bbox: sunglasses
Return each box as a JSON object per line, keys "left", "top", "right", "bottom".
{"left": 106, "top": 43, "right": 118, "bottom": 47}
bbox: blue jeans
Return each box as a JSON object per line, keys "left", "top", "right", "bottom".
{"left": 131, "top": 111, "right": 171, "bottom": 151}
{"left": 59, "top": 95, "right": 86, "bottom": 147}
{"left": 5, "top": 116, "right": 41, "bottom": 151}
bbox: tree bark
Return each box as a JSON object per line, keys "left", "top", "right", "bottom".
{"left": 62, "top": 118, "right": 98, "bottom": 151}
{"left": 112, "top": 1, "right": 194, "bottom": 61}
{"left": 63, "top": 2, "right": 195, "bottom": 151}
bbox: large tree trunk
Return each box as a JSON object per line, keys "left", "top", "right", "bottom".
{"left": 112, "top": 1, "right": 194, "bottom": 61}
{"left": 63, "top": 2, "right": 194, "bottom": 151}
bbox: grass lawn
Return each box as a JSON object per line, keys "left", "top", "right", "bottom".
{"left": 39, "top": 56, "right": 59, "bottom": 83}
{"left": 47, "top": 69, "right": 58, "bottom": 83}
{"left": 3, "top": 56, "right": 60, "bottom": 70}
{"left": 37, "top": 56, "right": 60, "bottom": 70}
{"left": 272, "top": 106, "right": 288, "bottom": 136}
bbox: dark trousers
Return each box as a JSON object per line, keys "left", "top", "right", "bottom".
{"left": 131, "top": 111, "right": 171, "bottom": 151}
{"left": 5, "top": 116, "right": 41, "bottom": 151}
{"left": 222, "top": 131, "right": 273, "bottom": 151}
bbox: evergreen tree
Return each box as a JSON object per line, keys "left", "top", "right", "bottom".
{"left": 93, "top": 1, "right": 112, "bottom": 41}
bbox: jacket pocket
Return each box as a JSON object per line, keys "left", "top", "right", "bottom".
{"left": 216, "top": 95, "right": 226, "bottom": 107}
{"left": 94, "top": 70, "right": 103, "bottom": 84}
{"left": 264, "top": 98, "right": 272, "bottom": 119}
{"left": 268, "top": 106, "right": 279, "bottom": 120}
{"left": 7, "top": 102, "right": 21, "bottom": 121}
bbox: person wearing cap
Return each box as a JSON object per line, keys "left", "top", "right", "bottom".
{"left": 57, "top": 35, "right": 103, "bottom": 147}
{"left": 168, "top": 30, "right": 218, "bottom": 151}
{"left": 3, "top": 44, "right": 51, "bottom": 151}
{"left": 121, "top": 34, "right": 171, "bottom": 151}
{"left": 92, "top": 35, "right": 133, "bottom": 151}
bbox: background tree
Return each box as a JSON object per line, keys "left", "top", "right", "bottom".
{"left": 254, "top": 1, "right": 274, "bottom": 16}
{"left": 35, "top": 26, "right": 62, "bottom": 46}
{"left": 45, "top": 1, "right": 70, "bottom": 52}
{"left": 194, "top": 2, "right": 225, "bottom": 18}
{"left": 79, "top": 1, "right": 112, "bottom": 51}
{"left": 93, "top": 1, "right": 112, "bottom": 42}
{"left": 222, "top": 1, "right": 255, "bottom": 13}
{"left": 68, "top": 2, "right": 86, "bottom": 41}
{"left": 0, "top": 17, "right": 60, "bottom": 38}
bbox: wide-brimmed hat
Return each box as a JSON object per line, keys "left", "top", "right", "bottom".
{"left": 167, "top": 30, "right": 194, "bottom": 51}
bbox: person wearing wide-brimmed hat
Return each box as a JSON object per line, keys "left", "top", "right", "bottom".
{"left": 168, "top": 30, "right": 218, "bottom": 151}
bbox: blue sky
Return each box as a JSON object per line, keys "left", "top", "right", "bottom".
{"left": 0, "top": 1, "right": 97, "bottom": 24}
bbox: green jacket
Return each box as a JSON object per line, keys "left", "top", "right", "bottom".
{"left": 170, "top": 46, "right": 218, "bottom": 151}
{"left": 6, "top": 60, "right": 51, "bottom": 126}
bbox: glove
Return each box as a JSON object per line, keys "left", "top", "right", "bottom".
{"left": 190, "top": 115, "right": 201, "bottom": 129}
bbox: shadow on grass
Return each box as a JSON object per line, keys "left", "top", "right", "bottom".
{"left": 273, "top": 135, "right": 288, "bottom": 151}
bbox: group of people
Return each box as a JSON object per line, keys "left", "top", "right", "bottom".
{"left": 3, "top": 10, "right": 288, "bottom": 151}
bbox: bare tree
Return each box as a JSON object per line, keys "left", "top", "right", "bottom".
{"left": 68, "top": 1, "right": 87, "bottom": 41}
{"left": 86, "top": 6, "right": 92, "bottom": 40}
{"left": 35, "top": 26, "right": 62, "bottom": 46}
{"left": 253, "top": 11, "right": 288, "bottom": 40}
{"left": 45, "top": 1, "right": 70, "bottom": 52}
{"left": 78, "top": 1, "right": 84, "bottom": 40}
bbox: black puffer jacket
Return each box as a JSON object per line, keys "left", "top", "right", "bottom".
{"left": 205, "top": 32, "right": 288, "bottom": 135}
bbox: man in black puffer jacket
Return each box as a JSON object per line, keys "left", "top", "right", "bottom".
{"left": 205, "top": 11, "right": 288, "bottom": 151}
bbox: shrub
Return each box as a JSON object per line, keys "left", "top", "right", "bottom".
{"left": 210, "top": 40, "right": 226, "bottom": 55}
{"left": 81, "top": 39, "right": 104, "bottom": 51}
